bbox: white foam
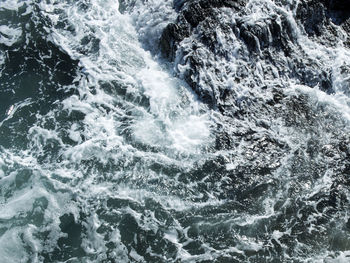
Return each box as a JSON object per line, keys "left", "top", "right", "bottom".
{"left": 0, "top": 228, "right": 29, "bottom": 263}
{"left": 294, "top": 84, "right": 350, "bottom": 122}
{"left": 0, "top": 25, "right": 22, "bottom": 47}
{"left": 324, "top": 252, "right": 350, "bottom": 263}
{"left": 130, "top": 0, "right": 177, "bottom": 51}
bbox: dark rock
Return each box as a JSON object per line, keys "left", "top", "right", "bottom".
{"left": 238, "top": 15, "right": 295, "bottom": 53}
{"left": 328, "top": 0, "right": 350, "bottom": 11}
{"left": 215, "top": 130, "right": 232, "bottom": 149}
{"left": 156, "top": 0, "right": 350, "bottom": 258}
{"left": 296, "top": 0, "right": 350, "bottom": 37}
{"left": 160, "top": 21, "right": 190, "bottom": 59}
{"left": 290, "top": 57, "right": 333, "bottom": 92}
{"left": 296, "top": 1, "right": 327, "bottom": 36}
{"left": 118, "top": 0, "right": 137, "bottom": 13}
{"left": 182, "top": 2, "right": 210, "bottom": 28}
{"left": 267, "top": 88, "right": 286, "bottom": 106}
{"left": 159, "top": 0, "right": 340, "bottom": 106}
{"left": 159, "top": 0, "right": 249, "bottom": 60}
{"left": 342, "top": 19, "right": 350, "bottom": 41}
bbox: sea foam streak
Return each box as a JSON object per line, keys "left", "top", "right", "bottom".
{"left": 0, "top": 0, "right": 213, "bottom": 261}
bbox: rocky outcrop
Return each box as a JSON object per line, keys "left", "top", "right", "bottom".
{"left": 160, "top": 0, "right": 248, "bottom": 59}
{"left": 159, "top": 0, "right": 347, "bottom": 107}
{"left": 158, "top": 0, "right": 350, "bottom": 159}
{"left": 160, "top": 0, "right": 246, "bottom": 60}
{"left": 157, "top": 0, "right": 350, "bottom": 260}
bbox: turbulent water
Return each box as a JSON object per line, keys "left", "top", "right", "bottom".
{"left": 0, "top": 0, "right": 350, "bottom": 262}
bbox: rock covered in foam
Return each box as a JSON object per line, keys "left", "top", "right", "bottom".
{"left": 160, "top": 0, "right": 248, "bottom": 60}
{"left": 159, "top": 0, "right": 344, "bottom": 106}
{"left": 158, "top": 0, "right": 350, "bottom": 227}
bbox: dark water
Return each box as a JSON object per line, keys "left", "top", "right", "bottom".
{"left": 1, "top": 0, "right": 350, "bottom": 262}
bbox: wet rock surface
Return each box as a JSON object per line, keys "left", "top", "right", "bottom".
{"left": 159, "top": 0, "right": 350, "bottom": 106}
{"left": 158, "top": 0, "right": 350, "bottom": 260}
